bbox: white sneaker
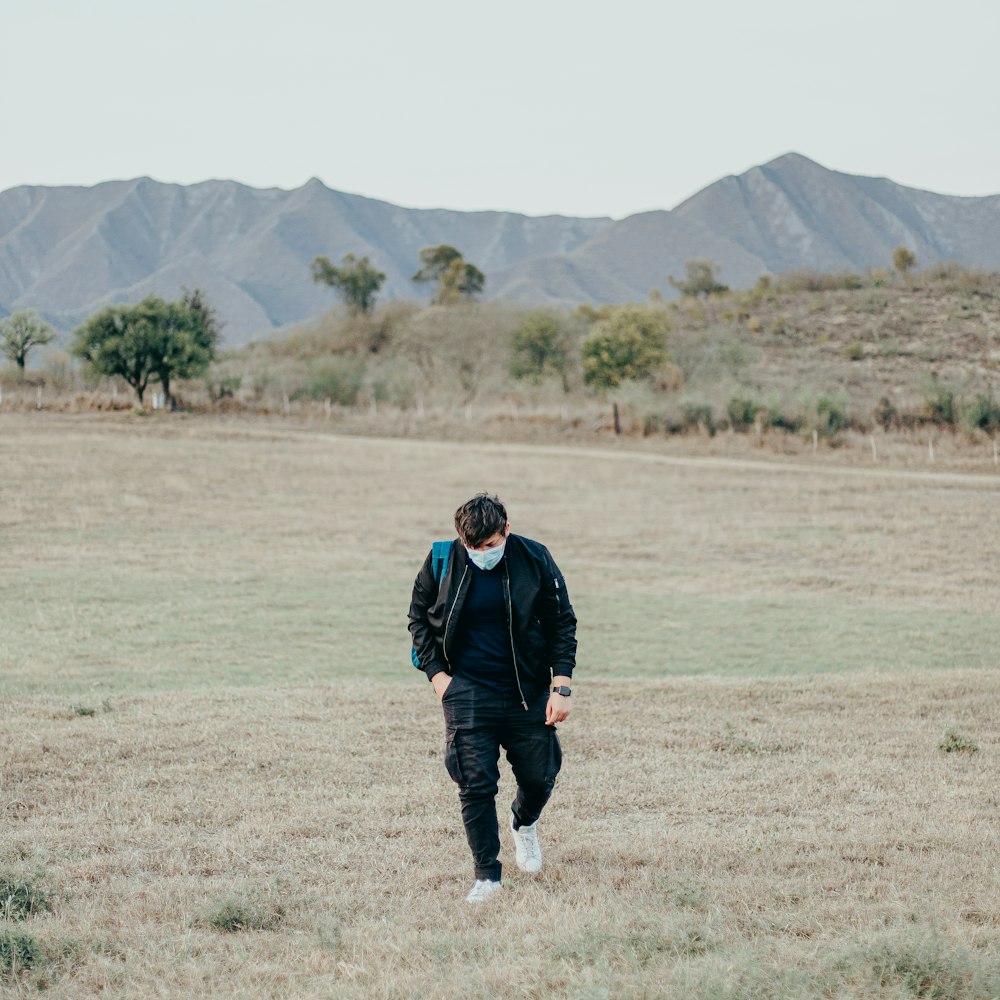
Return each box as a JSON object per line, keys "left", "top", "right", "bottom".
{"left": 510, "top": 813, "right": 543, "bottom": 873}
{"left": 466, "top": 879, "right": 503, "bottom": 903}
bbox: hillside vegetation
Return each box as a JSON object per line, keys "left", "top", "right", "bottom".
{"left": 164, "top": 265, "right": 1000, "bottom": 441}
{"left": 4, "top": 265, "right": 1000, "bottom": 456}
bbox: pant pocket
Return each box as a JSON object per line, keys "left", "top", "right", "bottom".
{"left": 546, "top": 728, "right": 563, "bottom": 785}
{"left": 444, "top": 730, "right": 464, "bottom": 786}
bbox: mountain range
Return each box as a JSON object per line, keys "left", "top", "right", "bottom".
{"left": 2, "top": 153, "right": 999, "bottom": 346}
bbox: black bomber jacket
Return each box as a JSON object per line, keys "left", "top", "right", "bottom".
{"left": 407, "top": 534, "right": 577, "bottom": 704}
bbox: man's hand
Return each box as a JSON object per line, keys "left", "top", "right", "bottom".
{"left": 546, "top": 675, "right": 572, "bottom": 725}
{"left": 431, "top": 672, "right": 453, "bottom": 700}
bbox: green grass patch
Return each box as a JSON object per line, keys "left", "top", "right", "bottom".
{"left": 0, "top": 876, "right": 51, "bottom": 921}
{"left": 579, "top": 592, "right": 999, "bottom": 678}
{"left": 938, "top": 727, "right": 979, "bottom": 753}
{"left": 4, "top": 570, "right": 997, "bottom": 698}
{"left": 0, "top": 929, "right": 45, "bottom": 979}
{"left": 202, "top": 895, "right": 287, "bottom": 933}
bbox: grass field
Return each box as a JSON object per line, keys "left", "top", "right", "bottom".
{"left": 2, "top": 413, "right": 999, "bottom": 997}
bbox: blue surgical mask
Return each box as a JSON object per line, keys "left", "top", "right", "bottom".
{"left": 466, "top": 540, "right": 506, "bottom": 571}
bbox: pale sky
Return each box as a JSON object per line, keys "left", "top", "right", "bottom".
{"left": 4, "top": 0, "right": 998, "bottom": 219}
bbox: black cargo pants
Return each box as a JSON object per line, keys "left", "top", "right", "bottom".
{"left": 441, "top": 673, "right": 563, "bottom": 882}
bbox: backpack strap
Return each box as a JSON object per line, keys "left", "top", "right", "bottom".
{"left": 411, "top": 540, "right": 454, "bottom": 670}
{"left": 430, "top": 540, "right": 452, "bottom": 583}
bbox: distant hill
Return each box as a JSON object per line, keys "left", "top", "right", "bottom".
{"left": 0, "top": 178, "right": 610, "bottom": 345}
{"left": 2, "top": 154, "right": 999, "bottom": 345}
{"left": 489, "top": 154, "right": 1000, "bottom": 302}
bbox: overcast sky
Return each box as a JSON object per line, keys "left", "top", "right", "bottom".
{"left": 4, "top": 0, "right": 998, "bottom": 219}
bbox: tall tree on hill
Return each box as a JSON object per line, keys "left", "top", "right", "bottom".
{"left": 1, "top": 310, "right": 55, "bottom": 378}
{"left": 668, "top": 259, "right": 728, "bottom": 298}
{"left": 412, "top": 245, "right": 485, "bottom": 305}
{"left": 73, "top": 292, "right": 219, "bottom": 407}
{"left": 311, "top": 253, "right": 386, "bottom": 315}
{"left": 893, "top": 246, "right": 917, "bottom": 277}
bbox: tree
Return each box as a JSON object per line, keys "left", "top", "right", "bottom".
{"left": 0, "top": 310, "right": 55, "bottom": 377}
{"left": 893, "top": 246, "right": 917, "bottom": 277}
{"left": 311, "top": 252, "right": 386, "bottom": 315}
{"left": 150, "top": 291, "right": 221, "bottom": 407}
{"left": 73, "top": 292, "right": 219, "bottom": 406}
{"left": 509, "top": 312, "right": 571, "bottom": 391}
{"left": 412, "top": 245, "right": 485, "bottom": 304}
{"left": 668, "top": 259, "right": 729, "bottom": 298}
{"left": 581, "top": 307, "right": 670, "bottom": 389}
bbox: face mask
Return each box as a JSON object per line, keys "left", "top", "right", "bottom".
{"left": 466, "top": 540, "right": 505, "bottom": 571}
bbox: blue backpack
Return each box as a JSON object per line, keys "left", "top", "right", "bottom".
{"left": 411, "top": 540, "right": 452, "bottom": 668}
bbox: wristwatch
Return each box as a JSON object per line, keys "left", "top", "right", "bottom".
{"left": 551, "top": 685, "right": 572, "bottom": 697}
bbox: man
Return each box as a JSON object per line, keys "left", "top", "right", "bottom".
{"left": 408, "top": 492, "right": 577, "bottom": 903}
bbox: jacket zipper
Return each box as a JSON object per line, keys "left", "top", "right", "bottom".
{"left": 504, "top": 569, "right": 529, "bottom": 710}
{"left": 442, "top": 563, "right": 469, "bottom": 671}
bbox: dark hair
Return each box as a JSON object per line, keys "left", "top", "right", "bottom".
{"left": 454, "top": 493, "right": 508, "bottom": 547}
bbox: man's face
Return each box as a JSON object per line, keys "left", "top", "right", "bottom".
{"left": 467, "top": 522, "right": 510, "bottom": 551}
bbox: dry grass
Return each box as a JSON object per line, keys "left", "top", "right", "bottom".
{"left": 2, "top": 412, "right": 999, "bottom": 996}
{"left": 3, "top": 676, "right": 999, "bottom": 997}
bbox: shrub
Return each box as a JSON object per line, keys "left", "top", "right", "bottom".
{"left": 843, "top": 341, "right": 864, "bottom": 361}
{"left": 668, "top": 259, "right": 728, "bottom": 298}
{"left": 924, "top": 382, "right": 957, "bottom": 427}
{"left": 873, "top": 396, "right": 898, "bottom": 431}
{"left": 203, "top": 896, "right": 286, "bottom": 933}
{"left": 726, "top": 392, "right": 760, "bottom": 431}
{"left": 773, "top": 270, "right": 866, "bottom": 293}
{"left": 292, "top": 357, "right": 365, "bottom": 405}
{"left": 762, "top": 395, "right": 799, "bottom": 432}
{"left": 938, "top": 728, "right": 978, "bottom": 753}
{"left": 965, "top": 392, "right": 1000, "bottom": 434}
{"left": 680, "top": 403, "right": 716, "bottom": 435}
{"left": 892, "top": 246, "right": 917, "bottom": 276}
{"left": 816, "top": 393, "right": 848, "bottom": 438}
{"left": 582, "top": 307, "right": 670, "bottom": 390}
{"left": 509, "top": 312, "right": 570, "bottom": 389}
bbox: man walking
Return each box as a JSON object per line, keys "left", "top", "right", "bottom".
{"left": 408, "top": 493, "right": 577, "bottom": 902}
